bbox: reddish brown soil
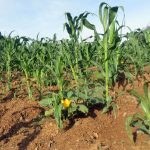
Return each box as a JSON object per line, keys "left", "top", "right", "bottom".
{"left": 0, "top": 73, "right": 150, "bottom": 150}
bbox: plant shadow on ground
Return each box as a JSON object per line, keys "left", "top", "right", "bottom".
{"left": 63, "top": 103, "right": 105, "bottom": 131}
{"left": 0, "top": 106, "right": 44, "bottom": 150}
{"left": 113, "top": 73, "right": 131, "bottom": 91}
{"left": 1, "top": 88, "right": 16, "bottom": 103}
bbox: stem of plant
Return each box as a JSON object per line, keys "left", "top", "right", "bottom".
{"left": 104, "top": 34, "right": 109, "bottom": 100}
{"left": 6, "top": 61, "right": 11, "bottom": 91}
{"left": 25, "top": 72, "right": 32, "bottom": 100}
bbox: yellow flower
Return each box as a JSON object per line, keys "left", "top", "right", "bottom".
{"left": 61, "top": 99, "right": 71, "bottom": 108}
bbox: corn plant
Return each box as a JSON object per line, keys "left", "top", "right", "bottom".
{"left": 64, "top": 12, "right": 91, "bottom": 42}
{"left": 61, "top": 41, "right": 78, "bottom": 85}
{"left": 122, "top": 29, "right": 150, "bottom": 77}
{"left": 33, "top": 68, "right": 44, "bottom": 98}
{"left": 144, "top": 28, "right": 150, "bottom": 46}
{"left": 0, "top": 34, "right": 21, "bottom": 91}
{"left": 126, "top": 82, "right": 150, "bottom": 141}
{"left": 64, "top": 12, "right": 94, "bottom": 84}
{"left": 18, "top": 38, "right": 34, "bottom": 99}
{"left": 82, "top": 2, "right": 124, "bottom": 111}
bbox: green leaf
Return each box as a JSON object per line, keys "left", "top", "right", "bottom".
{"left": 39, "top": 98, "right": 53, "bottom": 107}
{"left": 82, "top": 19, "right": 96, "bottom": 31}
{"left": 138, "top": 124, "right": 150, "bottom": 135}
{"left": 54, "top": 104, "right": 63, "bottom": 128}
{"left": 64, "top": 23, "right": 72, "bottom": 35}
{"left": 99, "top": 2, "right": 108, "bottom": 26}
{"left": 45, "top": 109, "right": 54, "bottom": 117}
{"left": 103, "top": 6, "right": 109, "bottom": 31}
{"left": 125, "top": 116, "right": 134, "bottom": 141}
{"left": 67, "top": 91, "right": 73, "bottom": 98}
{"left": 78, "top": 104, "right": 88, "bottom": 114}
{"left": 78, "top": 92, "right": 87, "bottom": 100}
{"left": 108, "top": 21, "right": 116, "bottom": 45}
{"left": 109, "top": 7, "right": 118, "bottom": 26}
{"left": 68, "top": 103, "right": 78, "bottom": 114}
{"left": 65, "top": 12, "right": 74, "bottom": 29}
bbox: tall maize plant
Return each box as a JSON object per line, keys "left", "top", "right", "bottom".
{"left": 82, "top": 2, "right": 124, "bottom": 111}
{"left": 99, "top": 2, "right": 124, "bottom": 102}
{"left": 63, "top": 12, "right": 91, "bottom": 86}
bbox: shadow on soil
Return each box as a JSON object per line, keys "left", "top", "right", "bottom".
{"left": 0, "top": 106, "right": 44, "bottom": 150}
{"left": 18, "top": 125, "right": 41, "bottom": 150}
{"left": 64, "top": 103, "right": 105, "bottom": 130}
{"left": 1, "top": 88, "right": 16, "bottom": 102}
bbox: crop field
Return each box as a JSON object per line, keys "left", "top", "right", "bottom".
{"left": 0, "top": 2, "right": 150, "bottom": 150}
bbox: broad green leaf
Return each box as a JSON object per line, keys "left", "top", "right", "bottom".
{"left": 99, "top": 2, "right": 108, "bottom": 26}
{"left": 67, "top": 91, "right": 73, "bottom": 98}
{"left": 78, "top": 92, "right": 87, "bottom": 100}
{"left": 108, "top": 21, "right": 116, "bottom": 44}
{"left": 103, "top": 6, "right": 109, "bottom": 31}
{"left": 64, "top": 23, "right": 72, "bottom": 35}
{"left": 45, "top": 109, "right": 54, "bottom": 117}
{"left": 78, "top": 104, "right": 89, "bottom": 114}
{"left": 54, "top": 104, "right": 63, "bottom": 128}
{"left": 82, "top": 19, "right": 96, "bottom": 31}
{"left": 65, "top": 12, "right": 74, "bottom": 29}
{"left": 39, "top": 98, "right": 53, "bottom": 106}
{"left": 109, "top": 7, "right": 118, "bottom": 26}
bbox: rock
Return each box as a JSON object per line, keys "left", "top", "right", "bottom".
{"left": 93, "top": 132, "right": 98, "bottom": 139}
{"left": 123, "top": 112, "right": 127, "bottom": 117}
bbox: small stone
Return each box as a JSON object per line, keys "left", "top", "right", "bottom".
{"left": 48, "top": 140, "right": 54, "bottom": 148}
{"left": 93, "top": 132, "right": 98, "bottom": 139}
{"left": 113, "top": 141, "right": 117, "bottom": 144}
{"left": 0, "top": 128, "right": 4, "bottom": 134}
{"left": 49, "top": 122, "right": 53, "bottom": 126}
{"left": 19, "top": 116, "right": 23, "bottom": 121}
{"left": 123, "top": 112, "right": 127, "bottom": 117}
{"left": 75, "top": 121, "right": 80, "bottom": 126}
{"left": 34, "top": 147, "right": 38, "bottom": 150}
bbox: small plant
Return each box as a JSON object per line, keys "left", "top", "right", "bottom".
{"left": 39, "top": 77, "right": 104, "bottom": 128}
{"left": 39, "top": 90, "right": 89, "bottom": 128}
{"left": 126, "top": 82, "right": 150, "bottom": 142}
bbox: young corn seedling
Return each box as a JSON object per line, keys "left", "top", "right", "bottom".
{"left": 18, "top": 40, "right": 34, "bottom": 100}
{"left": 123, "top": 30, "right": 150, "bottom": 77}
{"left": 144, "top": 28, "right": 150, "bottom": 47}
{"left": 126, "top": 82, "right": 150, "bottom": 142}
{"left": 21, "top": 59, "right": 33, "bottom": 99}
{"left": 47, "top": 54, "right": 65, "bottom": 98}
{"left": 2, "top": 36, "right": 16, "bottom": 91}
{"left": 33, "top": 68, "right": 44, "bottom": 99}
{"left": 61, "top": 40, "right": 79, "bottom": 86}
{"left": 64, "top": 12, "right": 92, "bottom": 82}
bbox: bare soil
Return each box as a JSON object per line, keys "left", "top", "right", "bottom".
{"left": 0, "top": 73, "right": 150, "bottom": 150}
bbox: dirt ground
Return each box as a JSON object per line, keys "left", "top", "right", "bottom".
{"left": 0, "top": 73, "right": 150, "bottom": 150}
